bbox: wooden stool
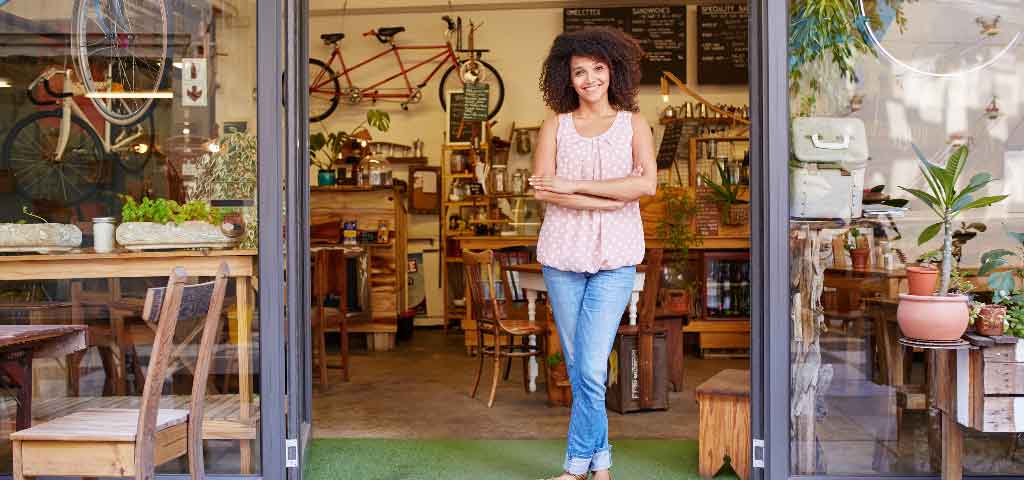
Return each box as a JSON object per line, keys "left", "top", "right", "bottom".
{"left": 696, "top": 369, "right": 750, "bottom": 480}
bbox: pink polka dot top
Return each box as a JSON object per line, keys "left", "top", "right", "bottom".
{"left": 536, "top": 110, "right": 646, "bottom": 273}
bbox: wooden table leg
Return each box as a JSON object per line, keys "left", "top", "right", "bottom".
{"left": 67, "top": 281, "right": 84, "bottom": 396}
{"left": 941, "top": 410, "right": 964, "bottom": 480}
{"left": 526, "top": 289, "right": 538, "bottom": 393}
{"left": 0, "top": 351, "right": 33, "bottom": 430}
{"left": 236, "top": 276, "right": 253, "bottom": 474}
{"left": 665, "top": 318, "right": 683, "bottom": 392}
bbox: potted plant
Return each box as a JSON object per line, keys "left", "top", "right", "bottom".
{"left": 115, "top": 196, "right": 240, "bottom": 250}
{"left": 895, "top": 144, "right": 1007, "bottom": 341}
{"left": 309, "top": 109, "right": 390, "bottom": 185}
{"left": 699, "top": 162, "right": 749, "bottom": 226}
{"left": 651, "top": 186, "right": 703, "bottom": 314}
{"left": 188, "top": 132, "right": 259, "bottom": 248}
{"left": 846, "top": 228, "right": 870, "bottom": 270}
{"left": 977, "top": 230, "right": 1024, "bottom": 336}
{"left": 0, "top": 206, "right": 82, "bottom": 253}
{"left": 545, "top": 351, "right": 571, "bottom": 407}
{"left": 905, "top": 249, "right": 941, "bottom": 295}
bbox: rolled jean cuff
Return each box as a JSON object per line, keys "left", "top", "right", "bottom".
{"left": 590, "top": 446, "right": 612, "bottom": 471}
{"left": 563, "top": 455, "right": 592, "bottom": 475}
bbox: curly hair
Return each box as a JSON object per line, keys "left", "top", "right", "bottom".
{"left": 539, "top": 27, "right": 644, "bottom": 114}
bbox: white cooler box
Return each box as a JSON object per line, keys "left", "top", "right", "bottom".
{"left": 790, "top": 117, "right": 869, "bottom": 220}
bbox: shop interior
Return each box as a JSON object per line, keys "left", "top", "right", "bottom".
{"left": 1, "top": 1, "right": 758, "bottom": 477}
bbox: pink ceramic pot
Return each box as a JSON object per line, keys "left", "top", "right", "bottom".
{"left": 897, "top": 294, "right": 969, "bottom": 341}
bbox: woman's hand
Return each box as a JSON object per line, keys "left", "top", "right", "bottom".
{"left": 529, "top": 175, "right": 578, "bottom": 195}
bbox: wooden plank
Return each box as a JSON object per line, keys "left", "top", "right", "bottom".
{"left": 981, "top": 397, "right": 1024, "bottom": 433}
{"left": 941, "top": 411, "right": 963, "bottom": 480}
{"left": 695, "top": 369, "right": 750, "bottom": 398}
{"left": 154, "top": 422, "right": 188, "bottom": 465}
{"left": 12, "top": 408, "right": 187, "bottom": 442}
{"left": 20, "top": 440, "right": 136, "bottom": 476}
{"left": 983, "top": 361, "right": 1024, "bottom": 395}
{"left": 969, "top": 350, "right": 984, "bottom": 430}
{"left": 697, "top": 388, "right": 751, "bottom": 479}
{"left": 682, "top": 320, "right": 750, "bottom": 333}
{"left": 700, "top": 332, "right": 749, "bottom": 350}
{"left": 983, "top": 342, "right": 1024, "bottom": 362}
{"left": 0, "top": 251, "right": 255, "bottom": 280}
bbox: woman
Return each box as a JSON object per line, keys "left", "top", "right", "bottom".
{"left": 530, "top": 27, "right": 657, "bottom": 480}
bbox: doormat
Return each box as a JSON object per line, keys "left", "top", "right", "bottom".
{"left": 305, "top": 439, "right": 740, "bottom": 479}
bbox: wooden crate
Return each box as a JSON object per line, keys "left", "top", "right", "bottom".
{"left": 956, "top": 336, "right": 1024, "bottom": 433}
{"left": 696, "top": 369, "right": 750, "bottom": 480}
{"left": 607, "top": 333, "right": 669, "bottom": 413}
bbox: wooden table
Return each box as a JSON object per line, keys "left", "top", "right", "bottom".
{"left": 0, "top": 249, "right": 257, "bottom": 471}
{"left": 0, "top": 325, "right": 86, "bottom": 430}
{"left": 504, "top": 263, "right": 647, "bottom": 392}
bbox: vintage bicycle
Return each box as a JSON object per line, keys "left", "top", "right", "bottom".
{"left": 1, "top": 67, "right": 155, "bottom": 205}
{"left": 308, "top": 15, "right": 505, "bottom": 122}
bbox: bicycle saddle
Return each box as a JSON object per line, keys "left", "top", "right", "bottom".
{"left": 321, "top": 33, "right": 345, "bottom": 44}
{"left": 375, "top": 26, "right": 405, "bottom": 43}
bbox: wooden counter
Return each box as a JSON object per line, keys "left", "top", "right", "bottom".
{"left": 311, "top": 187, "right": 407, "bottom": 337}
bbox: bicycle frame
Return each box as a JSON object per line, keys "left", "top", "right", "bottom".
{"left": 314, "top": 40, "right": 461, "bottom": 101}
{"left": 30, "top": 68, "right": 144, "bottom": 160}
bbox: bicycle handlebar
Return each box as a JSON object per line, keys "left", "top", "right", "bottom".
{"left": 26, "top": 68, "right": 71, "bottom": 106}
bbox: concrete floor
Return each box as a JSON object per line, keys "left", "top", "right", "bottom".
{"left": 312, "top": 328, "right": 748, "bottom": 439}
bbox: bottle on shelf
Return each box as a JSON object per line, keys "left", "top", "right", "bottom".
{"left": 720, "top": 262, "right": 732, "bottom": 316}
{"left": 706, "top": 262, "right": 720, "bottom": 317}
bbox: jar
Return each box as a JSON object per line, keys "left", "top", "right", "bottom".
{"left": 93, "top": 217, "right": 116, "bottom": 253}
{"left": 511, "top": 170, "right": 526, "bottom": 194}
{"left": 450, "top": 152, "right": 467, "bottom": 173}
{"left": 489, "top": 165, "right": 508, "bottom": 194}
{"left": 357, "top": 153, "right": 393, "bottom": 187}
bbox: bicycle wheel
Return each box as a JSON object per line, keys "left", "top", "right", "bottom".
{"left": 438, "top": 59, "right": 505, "bottom": 120}
{"left": 309, "top": 58, "right": 340, "bottom": 122}
{"left": 111, "top": 102, "right": 155, "bottom": 173}
{"left": 73, "top": 0, "right": 168, "bottom": 126}
{"left": 1, "top": 111, "right": 104, "bottom": 205}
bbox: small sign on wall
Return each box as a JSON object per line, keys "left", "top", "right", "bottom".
{"left": 181, "top": 58, "right": 208, "bottom": 107}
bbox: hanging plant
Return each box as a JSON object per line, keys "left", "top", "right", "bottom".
{"left": 789, "top": 0, "right": 915, "bottom": 103}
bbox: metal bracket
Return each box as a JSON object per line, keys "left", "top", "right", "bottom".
{"left": 752, "top": 438, "right": 765, "bottom": 469}
{"left": 286, "top": 438, "right": 299, "bottom": 468}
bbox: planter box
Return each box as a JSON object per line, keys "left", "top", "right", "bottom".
{"left": 956, "top": 335, "right": 1024, "bottom": 433}
{"left": 0, "top": 223, "right": 82, "bottom": 253}
{"left": 116, "top": 221, "right": 240, "bottom": 251}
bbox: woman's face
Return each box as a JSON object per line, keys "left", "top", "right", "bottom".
{"left": 569, "top": 55, "right": 610, "bottom": 105}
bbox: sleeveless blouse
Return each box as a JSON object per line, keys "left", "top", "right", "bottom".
{"left": 536, "top": 111, "right": 646, "bottom": 273}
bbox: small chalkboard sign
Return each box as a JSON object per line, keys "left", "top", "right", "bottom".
{"left": 656, "top": 122, "right": 684, "bottom": 170}
{"left": 446, "top": 90, "right": 484, "bottom": 145}
{"left": 462, "top": 83, "right": 489, "bottom": 122}
{"left": 697, "top": 4, "right": 749, "bottom": 85}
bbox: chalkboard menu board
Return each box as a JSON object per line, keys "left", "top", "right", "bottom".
{"left": 462, "top": 83, "right": 489, "bottom": 121}
{"left": 446, "top": 90, "right": 484, "bottom": 145}
{"left": 563, "top": 6, "right": 685, "bottom": 85}
{"left": 697, "top": 4, "right": 749, "bottom": 85}
{"left": 656, "top": 120, "right": 701, "bottom": 172}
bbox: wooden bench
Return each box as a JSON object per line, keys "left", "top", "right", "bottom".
{"left": 696, "top": 369, "right": 750, "bottom": 480}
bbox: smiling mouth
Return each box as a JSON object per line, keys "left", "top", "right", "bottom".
{"left": 583, "top": 83, "right": 603, "bottom": 92}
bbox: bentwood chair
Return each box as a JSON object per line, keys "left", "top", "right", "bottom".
{"left": 463, "top": 249, "right": 548, "bottom": 408}
{"left": 11, "top": 264, "right": 230, "bottom": 480}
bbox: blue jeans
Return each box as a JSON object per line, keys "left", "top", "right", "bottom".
{"left": 543, "top": 265, "right": 636, "bottom": 475}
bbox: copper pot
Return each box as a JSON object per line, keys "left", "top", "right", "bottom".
{"left": 977, "top": 304, "right": 1007, "bottom": 336}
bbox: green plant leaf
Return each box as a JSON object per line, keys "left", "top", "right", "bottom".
{"left": 917, "top": 222, "right": 942, "bottom": 246}
{"left": 979, "top": 249, "right": 1014, "bottom": 276}
{"left": 870, "top": 185, "right": 886, "bottom": 193}
{"left": 955, "top": 194, "right": 1009, "bottom": 214}
{"left": 989, "top": 271, "right": 1016, "bottom": 299}
{"left": 881, "top": 198, "right": 909, "bottom": 208}
{"left": 898, "top": 187, "right": 939, "bottom": 211}
{"left": 944, "top": 144, "right": 968, "bottom": 185}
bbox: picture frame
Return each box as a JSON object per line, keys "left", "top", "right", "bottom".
{"left": 409, "top": 166, "right": 441, "bottom": 214}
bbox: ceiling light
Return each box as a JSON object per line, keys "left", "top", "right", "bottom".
{"left": 0, "top": 78, "right": 11, "bottom": 88}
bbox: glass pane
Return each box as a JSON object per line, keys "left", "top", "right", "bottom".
{"left": 789, "top": 1, "right": 1024, "bottom": 475}
{"left": 0, "top": 0, "right": 261, "bottom": 474}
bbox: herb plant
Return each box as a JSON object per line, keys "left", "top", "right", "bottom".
{"left": 898, "top": 144, "right": 1007, "bottom": 296}
{"left": 1006, "top": 303, "right": 1024, "bottom": 338}
{"left": 699, "top": 161, "right": 749, "bottom": 224}
{"left": 120, "top": 196, "right": 223, "bottom": 225}
{"left": 655, "top": 187, "right": 702, "bottom": 261}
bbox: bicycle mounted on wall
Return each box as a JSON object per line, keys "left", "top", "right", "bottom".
{"left": 308, "top": 15, "right": 505, "bottom": 122}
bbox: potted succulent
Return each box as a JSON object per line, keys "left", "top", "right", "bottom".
{"left": 977, "top": 230, "right": 1024, "bottom": 336}
{"left": 115, "top": 196, "right": 240, "bottom": 250}
{"left": 699, "top": 162, "right": 749, "bottom": 226}
{"left": 846, "top": 228, "right": 870, "bottom": 270}
{"left": 896, "top": 144, "right": 1007, "bottom": 341}
{"left": 0, "top": 206, "right": 82, "bottom": 253}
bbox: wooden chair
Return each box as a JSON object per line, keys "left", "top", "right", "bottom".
{"left": 618, "top": 249, "right": 668, "bottom": 407}
{"left": 463, "top": 249, "right": 547, "bottom": 408}
{"left": 12, "top": 264, "right": 230, "bottom": 480}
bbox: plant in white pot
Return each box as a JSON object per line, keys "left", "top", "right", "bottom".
{"left": 116, "top": 196, "right": 239, "bottom": 250}
{"left": 896, "top": 144, "right": 1007, "bottom": 341}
